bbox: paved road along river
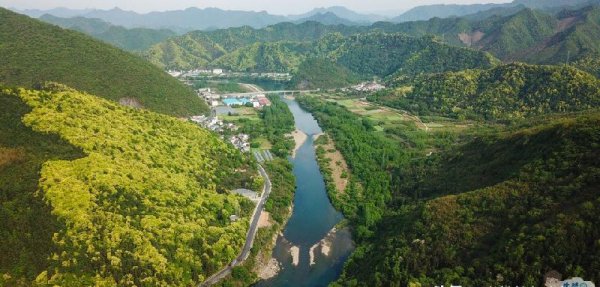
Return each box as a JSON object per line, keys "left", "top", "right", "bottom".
{"left": 255, "top": 98, "right": 354, "bottom": 287}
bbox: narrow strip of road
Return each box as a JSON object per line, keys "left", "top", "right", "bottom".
{"left": 199, "top": 164, "right": 272, "bottom": 287}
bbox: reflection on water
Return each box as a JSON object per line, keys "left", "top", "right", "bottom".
{"left": 255, "top": 98, "right": 354, "bottom": 287}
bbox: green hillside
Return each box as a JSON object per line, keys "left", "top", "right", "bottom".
{"left": 477, "top": 9, "right": 558, "bottom": 59}
{"left": 145, "top": 33, "right": 228, "bottom": 70}
{"left": 573, "top": 56, "right": 600, "bottom": 77}
{"left": 39, "top": 14, "right": 113, "bottom": 34}
{"left": 0, "top": 8, "right": 206, "bottom": 116}
{"left": 523, "top": 6, "right": 600, "bottom": 64}
{"left": 0, "top": 84, "right": 257, "bottom": 286}
{"left": 204, "top": 32, "right": 499, "bottom": 78}
{"left": 94, "top": 26, "right": 176, "bottom": 52}
{"left": 334, "top": 112, "right": 600, "bottom": 286}
{"left": 325, "top": 33, "right": 499, "bottom": 77}
{"left": 372, "top": 63, "right": 600, "bottom": 120}
{"left": 144, "top": 5, "right": 600, "bottom": 71}
{"left": 298, "top": 93, "right": 600, "bottom": 286}
{"left": 212, "top": 41, "right": 312, "bottom": 73}
{"left": 143, "top": 22, "right": 361, "bottom": 69}
{"left": 40, "top": 14, "right": 177, "bottom": 52}
{"left": 290, "top": 58, "right": 360, "bottom": 89}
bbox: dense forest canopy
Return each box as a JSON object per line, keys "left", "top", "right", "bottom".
{"left": 0, "top": 8, "right": 206, "bottom": 117}
{"left": 334, "top": 111, "right": 600, "bottom": 286}
{"left": 0, "top": 84, "right": 257, "bottom": 286}
{"left": 298, "top": 95, "right": 600, "bottom": 286}
{"left": 371, "top": 63, "right": 600, "bottom": 121}
{"left": 144, "top": 4, "right": 600, "bottom": 84}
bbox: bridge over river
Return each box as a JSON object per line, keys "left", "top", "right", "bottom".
{"left": 221, "top": 90, "right": 319, "bottom": 98}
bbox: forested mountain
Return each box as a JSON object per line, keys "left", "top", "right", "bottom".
{"left": 372, "top": 63, "right": 600, "bottom": 120}
{"left": 28, "top": 7, "right": 289, "bottom": 32}
{"left": 387, "top": 5, "right": 600, "bottom": 65}
{"left": 288, "top": 6, "right": 387, "bottom": 23}
{"left": 321, "top": 33, "right": 498, "bottom": 77}
{"left": 392, "top": 0, "right": 599, "bottom": 22}
{"left": 143, "top": 21, "right": 360, "bottom": 69}
{"left": 212, "top": 41, "right": 313, "bottom": 73}
{"left": 294, "top": 12, "right": 361, "bottom": 26}
{"left": 147, "top": 30, "right": 499, "bottom": 83}
{"left": 0, "top": 8, "right": 205, "bottom": 116}
{"left": 0, "top": 84, "right": 258, "bottom": 286}
{"left": 334, "top": 111, "right": 600, "bottom": 286}
{"left": 39, "top": 14, "right": 176, "bottom": 52}
{"left": 299, "top": 92, "right": 600, "bottom": 286}
{"left": 289, "top": 58, "right": 360, "bottom": 89}
{"left": 39, "top": 14, "right": 113, "bottom": 34}
{"left": 145, "top": 4, "right": 600, "bottom": 75}
{"left": 393, "top": 3, "right": 508, "bottom": 22}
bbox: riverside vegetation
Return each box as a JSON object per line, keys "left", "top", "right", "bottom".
{"left": 3, "top": 2, "right": 600, "bottom": 286}
{"left": 297, "top": 61, "right": 600, "bottom": 285}
{"left": 213, "top": 96, "right": 297, "bottom": 287}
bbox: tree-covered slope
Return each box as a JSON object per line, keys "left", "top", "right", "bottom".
{"left": 476, "top": 8, "right": 558, "bottom": 59}
{"left": 0, "top": 84, "right": 257, "bottom": 286}
{"left": 39, "top": 14, "right": 177, "bottom": 52}
{"left": 39, "top": 14, "right": 113, "bottom": 34}
{"left": 144, "top": 5, "right": 600, "bottom": 70}
{"left": 522, "top": 6, "right": 600, "bottom": 64}
{"left": 0, "top": 8, "right": 206, "bottom": 116}
{"left": 211, "top": 41, "right": 312, "bottom": 73}
{"left": 143, "top": 21, "right": 361, "bottom": 70}
{"left": 289, "top": 58, "right": 360, "bottom": 89}
{"left": 200, "top": 32, "right": 499, "bottom": 78}
{"left": 324, "top": 33, "right": 499, "bottom": 77}
{"left": 372, "top": 63, "right": 600, "bottom": 120}
{"left": 335, "top": 112, "right": 600, "bottom": 286}
{"left": 298, "top": 93, "right": 600, "bottom": 286}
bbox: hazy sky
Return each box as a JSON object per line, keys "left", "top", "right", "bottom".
{"left": 1, "top": 0, "right": 512, "bottom": 15}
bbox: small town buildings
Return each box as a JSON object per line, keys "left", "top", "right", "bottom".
{"left": 257, "top": 97, "right": 271, "bottom": 107}
{"left": 223, "top": 98, "right": 253, "bottom": 106}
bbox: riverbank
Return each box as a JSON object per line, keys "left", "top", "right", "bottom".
{"left": 291, "top": 129, "right": 307, "bottom": 158}
{"left": 254, "top": 97, "right": 353, "bottom": 287}
{"left": 314, "top": 133, "right": 350, "bottom": 194}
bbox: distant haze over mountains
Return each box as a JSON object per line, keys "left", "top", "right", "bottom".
{"left": 10, "top": 0, "right": 600, "bottom": 32}
{"left": 13, "top": 6, "right": 382, "bottom": 32}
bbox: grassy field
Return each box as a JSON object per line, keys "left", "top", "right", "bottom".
{"left": 220, "top": 107, "right": 261, "bottom": 122}
{"left": 219, "top": 107, "right": 274, "bottom": 150}
{"left": 314, "top": 93, "right": 497, "bottom": 153}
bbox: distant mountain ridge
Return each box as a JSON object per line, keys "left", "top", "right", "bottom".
{"left": 13, "top": 6, "right": 379, "bottom": 32}
{"left": 392, "top": 0, "right": 600, "bottom": 22}
{"left": 294, "top": 12, "right": 362, "bottom": 26}
{"left": 145, "top": 4, "right": 600, "bottom": 72}
{"left": 12, "top": 1, "right": 600, "bottom": 32}
{"left": 39, "top": 14, "right": 176, "bottom": 51}
{"left": 288, "top": 6, "right": 388, "bottom": 23}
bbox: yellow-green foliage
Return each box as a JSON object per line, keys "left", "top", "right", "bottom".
{"left": 3, "top": 86, "right": 253, "bottom": 286}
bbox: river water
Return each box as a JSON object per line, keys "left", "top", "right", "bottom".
{"left": 255, "top": 98, "right": 354, "bottom": 287}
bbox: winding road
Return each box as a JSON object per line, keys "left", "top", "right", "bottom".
{"left": 199, "top": 164, "right": 272, "bottom": 287}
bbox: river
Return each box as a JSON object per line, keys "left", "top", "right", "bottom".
{"left": 255, "top": 98, "right": 354, "bottom": 287}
